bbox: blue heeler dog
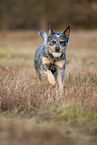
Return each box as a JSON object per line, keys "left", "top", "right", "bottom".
{"left": 34, "top": 25, "right": 70, "bottom": 89}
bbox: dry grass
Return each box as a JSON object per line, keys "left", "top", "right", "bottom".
{"left": 0, "top": 30, "right": 97, "bottom": 145}
{"left": 0, "top": 65, "right": 97, "bottom": 112}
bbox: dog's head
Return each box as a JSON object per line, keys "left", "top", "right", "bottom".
{"left": 48, "top": 25, "right": 70, "bottom": 58}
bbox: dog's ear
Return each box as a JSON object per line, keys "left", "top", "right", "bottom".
{"left": 48, "top": 25, "right": 54, "bottom": 36}
{"left": 63, "top": 26, "right": 70, "bottom": 38}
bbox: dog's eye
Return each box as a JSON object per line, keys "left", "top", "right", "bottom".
{"left": 51, "top": 40, "right": 56, "bottom": 45}
{"left": 60, "top": 41, "right": 66, "bottom": 46}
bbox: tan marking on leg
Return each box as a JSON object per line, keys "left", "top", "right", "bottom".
{"left": 47, "top": 70, "right": 56, "bottom": 86}
{"left": 44, "top": 66, "right": 56, "bottom": 86}
{"left": 55, "top": 60, "right": 65, "bottom": 68}
{"left": 42, "top": 57, "right": 52, "bottom": 64}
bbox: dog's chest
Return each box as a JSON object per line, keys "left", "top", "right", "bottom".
{"left": 42, "top": 56, "right": 65, "bottom": 69}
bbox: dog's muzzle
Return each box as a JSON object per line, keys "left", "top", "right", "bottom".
{"left": 52, "top": 47, "right": 61, "bottom": 57}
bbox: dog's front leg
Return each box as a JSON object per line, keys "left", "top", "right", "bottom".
{"left": 43, "top": 66, "right": 56, "bottom": 86}
{"left": 42, "top": 56, "right": 56, "bottom": 86}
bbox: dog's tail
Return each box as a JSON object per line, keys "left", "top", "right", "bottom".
{"left": 38, "top": 30, "right": 47, "bottom": 45}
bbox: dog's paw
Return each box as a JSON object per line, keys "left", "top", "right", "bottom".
{"left": 47, "top": 70, "right": 56, "bottom": 86}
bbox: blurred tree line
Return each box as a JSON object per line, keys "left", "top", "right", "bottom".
{"left": 0, "top": 0, "right": 97, "bottom": 30}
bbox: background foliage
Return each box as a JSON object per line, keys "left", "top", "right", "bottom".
{"left": 0, "top": 0, "right": 97, "bottom": 30}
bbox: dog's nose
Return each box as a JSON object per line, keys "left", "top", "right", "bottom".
{"left": 55, "top": 47, "right": 60, "bottom": 52}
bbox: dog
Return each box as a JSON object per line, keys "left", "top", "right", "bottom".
{"left": 34, "top": 25, "right": 70, "bottom": 89}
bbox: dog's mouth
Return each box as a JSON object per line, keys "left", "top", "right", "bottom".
{"left": 52, "top": 52, "right": 61, "bottom": 57}
{"left": 49, "top": 46, "right": 62, "bottom": 58}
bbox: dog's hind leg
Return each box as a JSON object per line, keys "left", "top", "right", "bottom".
{"left": 38, "top": 69, "right": 42, "bottom": 80}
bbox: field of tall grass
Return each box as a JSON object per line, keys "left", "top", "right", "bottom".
{"left": 0, "top": 30, "right": 97, "bottom": 145}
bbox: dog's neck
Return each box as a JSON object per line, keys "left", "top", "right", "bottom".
{"left": 45, "top": 49, "right": 66, "bottom": 62}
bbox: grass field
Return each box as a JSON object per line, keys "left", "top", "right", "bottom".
{"left": 0, "top": 30, "right": 97, "bottom": 145}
